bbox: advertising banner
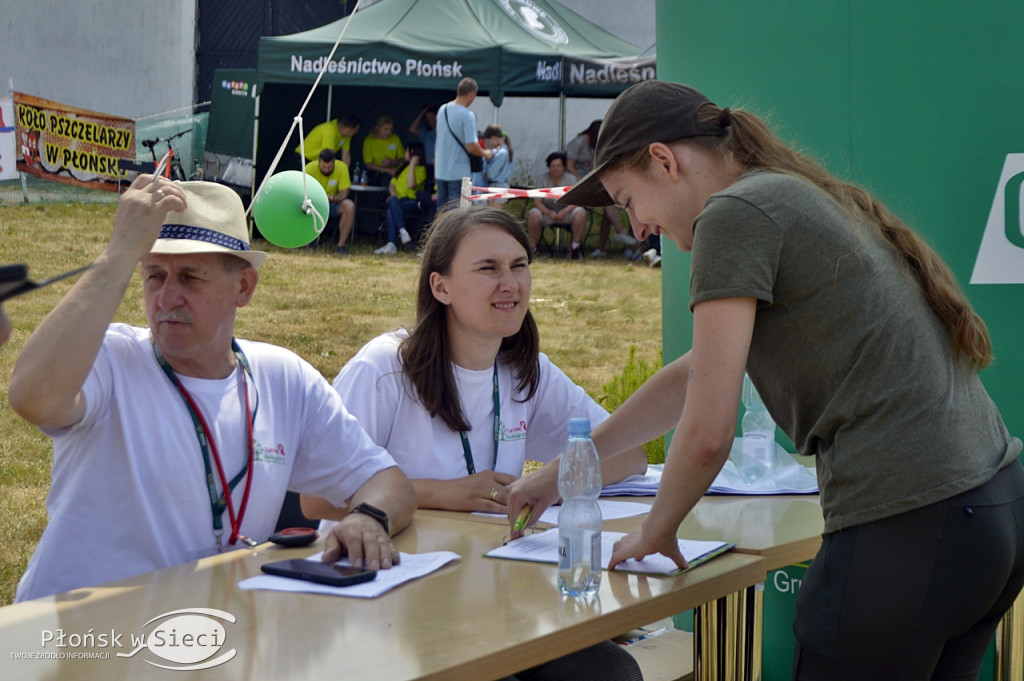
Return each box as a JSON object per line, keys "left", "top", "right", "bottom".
{"left": 13, "top": 92, "right": 135, "bottom": 192}
{"left": 207, "top": 70, "right": 259, "bottom": 159}
{"left": 0, "top": 98, "right": 17, "bottom": 180}
{"left": 561, "top": 55, "right": 656, "bottom": 96}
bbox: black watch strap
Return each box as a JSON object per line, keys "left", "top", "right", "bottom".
{"left": 351, "top": 502, "right": 390, "bottom": 535}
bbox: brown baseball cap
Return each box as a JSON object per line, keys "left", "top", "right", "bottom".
{"left": 560, "top": 80, "right": 728, "bottom": 207}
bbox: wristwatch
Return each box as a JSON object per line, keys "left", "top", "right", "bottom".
{"left": 351, "top": 502, "right": 390, "bottom": 535}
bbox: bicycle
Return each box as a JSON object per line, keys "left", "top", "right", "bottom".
{"left": 142, "top": 128, "right": 192, "bottom": 181}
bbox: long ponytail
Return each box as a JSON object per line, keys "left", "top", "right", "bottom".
{"left": 614, "top": 105, "right": 993, "bottom": 369}
{"left": 714, "top": 106, "right": 992, "bottom": 369}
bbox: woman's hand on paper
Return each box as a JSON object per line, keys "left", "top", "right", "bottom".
{"left": 608, "top": 527, "right": 688, "bottom": 572}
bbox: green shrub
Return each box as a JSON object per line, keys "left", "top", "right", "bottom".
{"left": 596, "top": 345, "right": 665, "bottom": 464}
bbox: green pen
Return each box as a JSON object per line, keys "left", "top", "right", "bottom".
{"left": 513, "top": 505, "right": 532, "bottom": 532}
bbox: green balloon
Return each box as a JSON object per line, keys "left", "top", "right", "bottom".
{"left": 252, "top": 170, "right": 330, "bottom": 248}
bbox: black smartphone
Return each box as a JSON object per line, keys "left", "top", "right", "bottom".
{"left": 260, "top": 559, "right": 377, "bottom": 587}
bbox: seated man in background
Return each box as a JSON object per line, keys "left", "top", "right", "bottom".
{"left": 305, "top": 149, "right": 356, "bottom": 254}
{"left": 9, "top": 177, "right": 415, "bottom": 602}
{"left": 296, "top": 115, "right": 360, "bottom": 169}
{"left": 525, "top": 152, "right": 587, "bottom": 260}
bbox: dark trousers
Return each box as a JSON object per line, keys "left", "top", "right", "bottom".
{"left": 435, "top": 179, "right": 463, "bottom": 213}
{"left": 385, "top": 193, "right": 434, "bottom": 246}
{"left": 794, "top": 460, "right": 1024, "bottom": 681}
{"left": 496, "top": 640, "right": 641, "bottom": 681}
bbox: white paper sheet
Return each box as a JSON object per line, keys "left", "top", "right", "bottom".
{"left": 485, "top": 529, "right": 732, "bottom": 576}
{"left": 709, "top": 440, "right": 818, "bottom": 495}
{"left": 600, "top": 444, "right": 819, "bottom": 498}
{"left": 600, "top": 467, "right": 662, "bottom": 497}
{"left": 472, "top": 499, "right": 651, "bottom": 524}
{"left": 238, "top": 551, "right": 460, "bottom": 598}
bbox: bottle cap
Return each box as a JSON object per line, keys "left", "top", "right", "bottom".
{"left": 568, "top": 417, "right": 591, "bottom": 436}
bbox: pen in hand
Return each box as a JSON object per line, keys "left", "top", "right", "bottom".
{"left": 502, "top": 505, "right": 533, "bottom": 546}
{"left": 513, "top": 505, "right": 532, "bottom": 532}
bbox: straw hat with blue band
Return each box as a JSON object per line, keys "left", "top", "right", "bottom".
{"left": 151, "top": 181, "right": 267, "bottom": 270}
{"left": 559, "top": 80, "right": 730, "bottom": 208}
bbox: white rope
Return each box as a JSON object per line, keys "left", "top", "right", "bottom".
{"left": 294, "top": 116, "right": 326, "bottom": 235}
{"left": 246, "top": 0, "right": 365, "bottom": 217}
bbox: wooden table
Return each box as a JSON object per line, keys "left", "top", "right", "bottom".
{"left": 0, "top": 512, "right": 764, "bottom": 681}
{"left": 605, "top": 493, "right": 823, "bottom": 681}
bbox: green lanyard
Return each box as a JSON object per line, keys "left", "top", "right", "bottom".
{"left": 460, "top": 364, "right": 500, "bottom": 475}
{"left": 153, "top": 339, "right": 259, "bottom": 550}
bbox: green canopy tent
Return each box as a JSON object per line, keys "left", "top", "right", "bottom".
{"left": 255, "top": 0, "right": 642, "bottom": 105}
{"left": 251, "top": 0, "right": 644, "bottom": 186}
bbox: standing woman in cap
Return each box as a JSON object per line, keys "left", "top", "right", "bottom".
{"left": 507, "top": 80, "right": 1024, "bottom": 679}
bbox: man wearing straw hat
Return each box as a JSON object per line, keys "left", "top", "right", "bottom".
{"left": 9, "top": 175, "right": 415, "bottom": 602}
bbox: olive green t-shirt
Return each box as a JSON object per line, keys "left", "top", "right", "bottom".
{"left": 690, "top": 170, "right": 1021, "bottom": 532}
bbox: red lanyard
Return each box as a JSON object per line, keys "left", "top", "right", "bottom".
{"left": 154, "top": 340, "right": 258, "bottom": 550}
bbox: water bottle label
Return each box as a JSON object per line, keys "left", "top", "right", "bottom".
{"left": 558, "top": 534, "right": 571, "bottom": 570}
{"left": 742, "top": 431, "right": 773, "bottom": 459}
{"left": 739, "top": 431, "right": 776, "bottom": 485}
{"left": 589, "top": 530, "right": 602, "bottom": 571}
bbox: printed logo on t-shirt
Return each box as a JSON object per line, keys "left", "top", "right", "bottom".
{"left": 255, "top": 440, "right": 287, "bottom": 465}
{"left": 500, "top": 419, "right": 528, "bottom": 442}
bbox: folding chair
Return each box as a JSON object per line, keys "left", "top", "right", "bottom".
{"left": 537, "top": 208, "right": 596, "bottom": 257}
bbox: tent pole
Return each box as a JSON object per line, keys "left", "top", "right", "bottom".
{"left": 558, "top": 92, "right": 566, "bottom": 152}
{"left": 249, "top": 90, "right": 261, "bottom": 237}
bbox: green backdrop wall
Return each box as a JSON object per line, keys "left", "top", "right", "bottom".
{"left": 655, "top": 2, "right": 1021, "bottom": 678}
{"left": 657, "top": 0, "right": 1024, "bottom": 448}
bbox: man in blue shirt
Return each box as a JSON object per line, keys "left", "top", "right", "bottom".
{"left": 435, "top": 78, "right": 492, "bottom": 210}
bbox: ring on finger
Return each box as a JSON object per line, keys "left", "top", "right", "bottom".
{"left": 489, "top": 488, "right": 498, "bottom": 501}
{"left": 155, "top": 189, "right": 166, "bottom": 199}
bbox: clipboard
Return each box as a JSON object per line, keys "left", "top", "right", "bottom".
{"left": 0, "top": 264, "right": 91, "bottom": 303}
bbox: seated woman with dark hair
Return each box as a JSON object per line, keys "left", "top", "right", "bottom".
{"left": 303, "top": 206, "right": 647, "bottom": 681}
{"left": 374, "top": 142, "right": 435, "bottom": 254}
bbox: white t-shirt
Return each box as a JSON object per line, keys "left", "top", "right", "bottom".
{"left": 16, "top": 324, "right": 396, "bottom": 602}
{"left": 331, "top": 331, "right": 608, "bottom": 481}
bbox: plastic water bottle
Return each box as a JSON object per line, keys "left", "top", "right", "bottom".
{"left": 738, "top": 373, "right": 777, "bottom": 485}
{"left": 557, "top": 417, "right": 603, "bottom": 597}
